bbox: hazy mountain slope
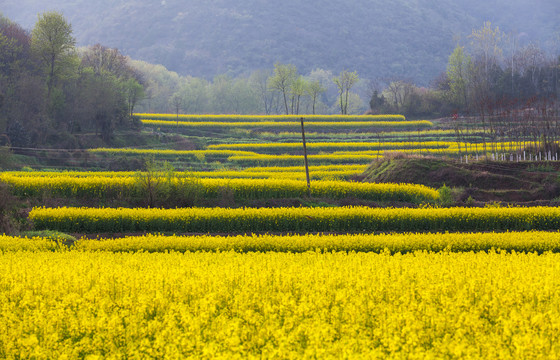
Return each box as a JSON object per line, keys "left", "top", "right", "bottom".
{"left": 3, "top": 0, "right": 559, "bottom": 84}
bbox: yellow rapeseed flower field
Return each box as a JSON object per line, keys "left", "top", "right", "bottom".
{"left": 0, "top": 165, "right": 367, "bottom": 180}
{"left": 1, "top": 249, "right": 560, "bottom": 358}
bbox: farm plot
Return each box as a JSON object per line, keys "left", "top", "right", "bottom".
{"left": 1, "top": 173, "right": 433, "bottom": 203}
{"left": 2, "top": 231, "right": 557, "bottom": 254}
{"left": 1, "top": 248, "right": 559, "bottom": 358}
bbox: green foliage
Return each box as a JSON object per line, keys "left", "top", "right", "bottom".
{"left": 5, "top": 121, "right": 29, "bottom": 148}
{"left": 31, "top": 11, "right": 77, "bottom": 94}
{"left": 446, "top": 45, "right": 472, "bottom": 108}
{"left": 21, "top": 230, "right": 76, "bottom": 243}
{"left": 121, "top": 77, "right": 144, "bottom": 116}
{"left": 306, "top": 79, "right": 326, "bottom": 114}
{"left": 0, "top": 13, "right": 143, "bottom": 149}
{"left": 437, "top": 184, "right": 454, "bottom": 207}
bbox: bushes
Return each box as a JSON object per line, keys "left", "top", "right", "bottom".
{"left": 133, "top": 159, "right": 204, "bottom": 207}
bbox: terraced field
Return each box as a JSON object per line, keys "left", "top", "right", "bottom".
{"left": 3, "top": 113, "right": 560, "bottom": 357}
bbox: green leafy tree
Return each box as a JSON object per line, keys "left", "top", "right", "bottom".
{"left": 268, "top": 63, "right": 297, "bottom": 114}
{"left": 250, "top": 69, "right": 277, "bottom": 114}
{"left": 122, "top": 77, "right": 144, "bottom": 117}
{"left": 82, "top": 44, "right": 144, "bottom": 118}
{"left": 446, "top": 45, "right": 472, "bottom": 109}
{"left": 182, "top": 77, "right": 210, "bottom": 113}
{"left": 31, "top": 12, "right": 77, "bottom": 98}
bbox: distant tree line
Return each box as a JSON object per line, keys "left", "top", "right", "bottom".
{"left": 435, "top": 22, "right": 560, "bottom": 159}
{"left": 0, "top": 12, "right": 144, "bottom": 149}
{"left": 134, "top": 62, "right": 367, "bottom": 116}
{"left": 2, "top": 14, "right": 558, "bottom": 152}
{"left": 368, "top": 22, "right": 560, "bottom": 119}
{"left": 134, "top": 22, "right": 559, "bottom": 120}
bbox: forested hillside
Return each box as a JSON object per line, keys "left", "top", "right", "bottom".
{"left": 3, "top": 0, "right": 559, "bottom": 84}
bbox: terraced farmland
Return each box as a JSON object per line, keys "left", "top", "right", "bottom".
{"left": 3, "top": 112, "right": 560, "bottom": 358}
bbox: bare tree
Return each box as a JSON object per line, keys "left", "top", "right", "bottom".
{"left": 384, "top": 79, "right": 414, "bottom": 113}
{"left": 82, "top": 44, "right": 135, "bottom": 79}
{"left": 250, "top": 69, "right": 275, "bottom": 114}
{"left": 168, "top": 92, "right": 184, "bottom": 127}
{"left": 333, "top": 70, "right": 359, "bottom": 114}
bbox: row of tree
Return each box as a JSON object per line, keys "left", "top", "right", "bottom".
{"left": 0, "top": 12, "right": 144, "bottom": 148}
{"left": 136, "top": 62, "right": 365, "bottom": 116}
{"left": 137, "top": 22, "right": 559, "bottom": 120}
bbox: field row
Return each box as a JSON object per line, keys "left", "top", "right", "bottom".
{"left": 136, "top": 113, "right": 406, "bottom": 122}
{"left": 257, "top": 129, "right": 479, "bottom": 142}
{"left": 208, "top": 140, "right": 451, "bottom": 153}
{"left": 208, "top": 140, "right": 536, "bottom": 154}
{"left": 86, "top": 144, "right": 529, "bottom": 167}
{"left": 5, "top": 231, "right": 560, "bottom": 254}
{"left": 0, "top": 165, "right": 366, "bottom": 184}
{"left": 1, "top": 250, "right": 559, "bottom": 358}
{"left": 29, "top": 206, "right": 560, "bottom": 233}
{"left": 1, "top": 175, "right": 435, "bottom": 203}
{"left": 142, "top": 119, "right": 433, "bottom": 131}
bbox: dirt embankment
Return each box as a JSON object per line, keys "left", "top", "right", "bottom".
{"left": 359, "top": 155, "right": 560, "bottom": 205}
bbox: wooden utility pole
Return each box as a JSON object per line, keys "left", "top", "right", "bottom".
{"left": 300, "top": 117, "right": 311, "bottom": 196}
